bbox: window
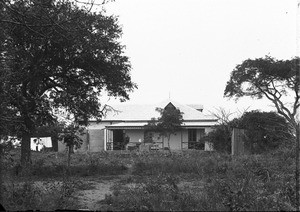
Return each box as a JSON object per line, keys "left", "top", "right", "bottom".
{"left": 188, "top": 129, "right": 205, "bottom": 150}
{"left": 199, "top": 129, "right": 205, "bottom": 140}
{"left": 188, "top": 129, "right": 197, "bottom": 141}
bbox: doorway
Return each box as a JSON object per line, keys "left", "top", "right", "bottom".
{"left": 113, "top": 129, "right": 125, "bottom": 150}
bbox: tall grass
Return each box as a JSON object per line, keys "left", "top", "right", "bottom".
{"left": 101, "top": 173, "right": 212, "bottom": 211}
{"left": 104, "top": 147, "right": 296, "bottom": 211}
{"left": 0, "top": 149, "right": 129, "bottom": 210}
{"left": 1, "top": 146, "right": 296, "bottom": 211}
{"left": 1, "top": 168, "right": 82, "bottom": 211}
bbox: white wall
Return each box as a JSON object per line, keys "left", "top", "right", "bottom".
{"left": 205, "top": 127, "right": 213, "bottom": 134}
{"left": 84, "top": 122, "right": 215, "bottom": 152}
{"left": 88, "top": 129, "right": 105, "bottom": 152}
{"left": 152, "top": 131, "right": 183, "bottom": 150}
{"left": 124, "top": 130, "right": 183, "bottom": 150}
{"left": 87, "top": 121, "right": 116, "bottom": 151}
{"left": 125, "top": 129, "right": 144, "bottom": 143}
{"left": 204, "top": 127, "right": 214, "bottom": 151}
{"left": 124, "top": 128, "right": 213, "bottom": 151}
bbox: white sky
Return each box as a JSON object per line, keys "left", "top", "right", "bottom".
{"left": 100, "top": 0, "right": 298, "bottom": 114}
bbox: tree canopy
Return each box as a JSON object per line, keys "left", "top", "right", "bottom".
{"left": 146, "top": 103, "right": 183, "bottom": 151}
{"left": 234, "top": 111, "right": 292, "bottom": 153}
{"left": 206, "top": 110, "right": 292, "bottom": 154}
{"left": 0, "top": 0, "right": 137, "bottom": 163}
{"left": 224, "top": 56, "right": 299, "bottom": 128}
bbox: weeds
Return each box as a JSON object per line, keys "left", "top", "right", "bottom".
{"left": 105, "top": 147, "right": 296, "bottom": 211}
{"left": 2, "top": 173, "right": 81, "bottom": 211}
{"left": 1, "top": 145, "right": 296, "bottom": 211}
{"left": 101, "top": 174, "right": 207, "bottom": 211}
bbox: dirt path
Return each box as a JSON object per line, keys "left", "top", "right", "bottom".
{"left": 75, "top": 177, "right": 119, "bottom": 210}
{"left": 74, "top": 164, "right": 134, "bottom": 210}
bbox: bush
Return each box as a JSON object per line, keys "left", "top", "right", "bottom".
{"left": 2, "top": 175, "right": 81, "bottom": 211}
{"left": 101, "top": 174, "right": 212, "bottom": 211}
{"left": 127, "top": 149, "right": 296, "bottom": 211}
{"left": 132, "top": 151, "right": 229, "bottom": 177}
{"left": 205, "top": 124, "right": 231, "bottom": 153}
{"left": 238, "top": 111, "right": 292, "bottom": 154}
{"left": 1, "top": 144, "right": 296, "bottom": 211}
{"left": 202, "top": 154, "right": 296, "bottom": 211}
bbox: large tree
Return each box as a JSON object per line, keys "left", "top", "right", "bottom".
{"left": 224, "top": 56, "right": 299, "bottom": 130}
{"left": 224, "top": 56, "right": 300, "bottom": 209}
{"left": 0, "top": 0, "right": 137, "bottom": 164}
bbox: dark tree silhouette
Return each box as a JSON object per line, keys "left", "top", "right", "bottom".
{"left": 224, "top": 55, "right": 300, "bottom": 209}
{"left": 224, "top": 56, "right": 299, "bottom": 130}
{"left": 0, "top": 0, "right": 137, "bottom": 164}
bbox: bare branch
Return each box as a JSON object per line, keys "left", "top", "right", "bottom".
{"left": 209, "top": 107, "right": 236, "bottom": 125}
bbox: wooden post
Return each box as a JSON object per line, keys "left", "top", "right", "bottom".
{"left": 181, "top": 129, "right": 183, "bottom": 150}
{"left": 231, "top": 128, "right": 245, "bottom": 156}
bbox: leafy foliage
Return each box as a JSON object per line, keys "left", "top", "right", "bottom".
{"left": 59, "top": 124, "right": 85, "bottom": 151}
{"left": 224, "top": 56, "right": 299, "bottom": 128}
{"left": 0, "top": 0, "right": 136, "bottom": 163}
{"left": 102, "top": 147, "right": 296, "bottom": 211}
{"left": 205, "top": 124, "right": 232, "bottom": 153}
{"left": 102, "top": 174, "right": 206, "bottom": 211}
{"left": 236, "top": 110, "right": 293, "bottom": 153}
{"left": 206, "top": 110, "right": 292, "bottom": 154}
{"left": 1, "top": 147, "right": 297, "bottom": 210}
{"left": 145, "top": 103, "right": 183, "bottom": 150}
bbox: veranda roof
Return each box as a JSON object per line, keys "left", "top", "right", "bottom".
{"left": 105, "top": 121, "right": 217, "bottom": 130}
{"left": 106, "top": 122, "right": 148, "bottom": 129}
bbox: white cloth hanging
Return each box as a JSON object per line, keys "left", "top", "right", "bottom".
{"left": 30, "top": 137, "right": 52, "bottom": 151}
{"left": 40, "top": 137, "right": 52, "bottom": 148}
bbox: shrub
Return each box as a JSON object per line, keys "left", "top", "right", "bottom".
{"left": 128, "top": 149, "right": 296, "bottom": 211}
{"left": 132, "top": 151, "right": 229, "bottom": 177}
{"left": 205, "top": 124, "right": 231, "bottom": 153}
{"left": 2, "top": 175, "right": 81, "bottom": 211}
{"left": 101, "top": 174, "right": 212, "bottom": 211}
{"left": 202, "top": 154, "right": 296, "bottom": 211}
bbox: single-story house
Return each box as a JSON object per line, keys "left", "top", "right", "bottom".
{"left": 58, "top": 99, "right": 218, "bottom": 152}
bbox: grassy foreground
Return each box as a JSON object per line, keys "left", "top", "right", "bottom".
{"left": 0, "top": 144, "right": 297, "bottom": 211}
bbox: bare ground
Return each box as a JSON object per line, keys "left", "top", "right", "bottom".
{"left": 74, "top": 177, "right": 119, "bottom": 210}
{"left": 72, "top": 174, "right": 204, "bottom": 210}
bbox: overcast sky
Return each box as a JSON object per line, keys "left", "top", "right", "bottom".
{"left": 101, "top": 0, "right": 298, "bottom": 114}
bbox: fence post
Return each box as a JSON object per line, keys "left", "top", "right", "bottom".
{"left": 231, "top": 128, "right": 245, "bottom": 156}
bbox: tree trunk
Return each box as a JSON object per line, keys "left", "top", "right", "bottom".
{"left": 296, "top": 123, "right": 299, "bottom": 211}
{"left": 67, "top": 145, "right": 72, "bottom": 168}
{"left": 20, "top": 105, "right": 34, "bottom": 166}
{"left": 66, "top": 145, "right": 73, "bottom": 176}
{"left": 167, "top": 134, "right": 172, "bottom": 155}
{"left": 21, "top": 131, "right": 31, "bottom": 166}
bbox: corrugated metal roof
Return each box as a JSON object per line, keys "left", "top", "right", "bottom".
{"left": 187, "top": 104, "right": 204, "bottom": 110}
{"left": 96, "top": 99, "right": 217, "bottom": 122}
{"left": 181, "top": 121, "right": 218, "bottom": 127}
{"left": 105, "top": 121, "right": 217, "bottom": 130}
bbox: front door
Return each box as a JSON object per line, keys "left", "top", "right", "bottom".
{"left": 113, "top": 129, "right": 125, "bottom": 150}
{"left": 188, "top": 129, "right": 197, "bottom": 149}
{"left": 188, "top": 129, "right": 205, "bottom": 150}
